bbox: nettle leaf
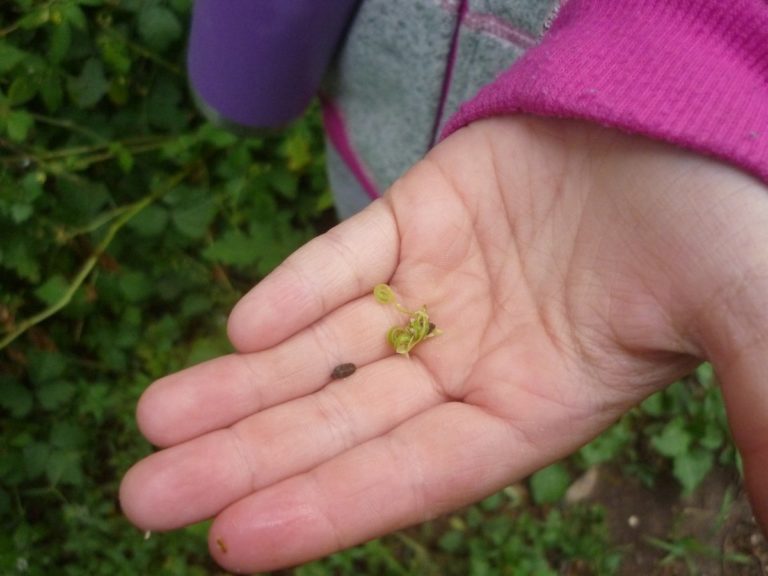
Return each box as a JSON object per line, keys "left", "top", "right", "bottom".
{"left": 27, "top": 350, "right": 68, "bottom": 384}
{"left": 127, "top": 204, "right": 169, "bottom": 237}
{"left": 198, "top": 123, "right": 238, "bottom": 148}
{"left": 46, "top": 449, "right": 83, "bottom": 486}
{"left": 118, "top": 270, "right": 153, "bottom": 302}
{"left": 67, "top": 58, "right": 108, "bottom": 108}
{"left": 0, "top": 378, "right": 34, "bottom": 418}
{"left": 280, "top": 131, "right": 312, "bottom": 171}
{"left": 650, "top": 417, "right": 692, "bottom": 458}
{"left": 37, "top": 381, "right": 76, "bottom": 411}
{"left": 0, "top": 40, "right": 28, "bottom": 74}
{"left": 530, "top": 463, "right": 572, "bottom": 505}
{"left": 269, "top": 166, "right": 298, "bottom": 200}
{"left": 19, "top": 6, "right": 51, "bottom": 30}
{"left": 168, "top": 0, "right": 193, "bottom": 14}
{"left": 203, "top": 230, "right": 260, "bottom": 267}
{"left": 58, "top": 178, "right": 111, "bottom": 225}
{"left": 60, "top": 3, "right": 88, "bottom": 29}
{"left": 146, "top": 76, "right": 186, "bottom": 131}
{"left": 50, "top": 421, "right": 86, "bottom": 449}
{"left": 640, "top": 390, "right": 664, "bottom": 417}
{"left": 39, "top": 70, "right": 63, "bottom": 112}
{"left": 98, "top": 34, "right": 132, "bottom": 74}
{"left": 700, "top": 422, "right": 724, "bottom": 451}
{"left": 579, "top": 419, "right": 632, "bottom": 466}
{"left": 138, "top": 5, "right": 182, "bottom": 52}
{"left": 6, "top": 110, "right": 35, "bottom": 141}
{"left": 10, "top": 203, "right": 33, "bottom": 223}
{"left": 1, "top": 236, "right": 41, "bottom": 282}
{"left": 109, "top": 142, "right": 134, "bottom": 173}
{"left": 9, "top": 75, "right": 38, "bottom": 106}
{"left": 170, "top": 188, "right": 217, "bottom": 238}
{"left": 48, "top": 21, "right": 72, "bottom": 63}
{"left": 23, "top": 442, "right": 51, "bottom": 479}
{"left": 673, "top": 448, "right": 714, "bottom": 494}
{"left": 34, "top": 274, "right": 69, "bottom": 306}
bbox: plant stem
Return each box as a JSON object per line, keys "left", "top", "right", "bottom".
{"left": 100, "top": 27, "right": 182, "bottom": 75}
{"left": 0, "top": 167, "right": 192, "bottom": 351}
{"left": 29, "top": 113, "right": 108, "bottom": 143}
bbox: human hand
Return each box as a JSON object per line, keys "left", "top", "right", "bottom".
{"left": 120, "top": 117, "right": 768, "bottom": 573}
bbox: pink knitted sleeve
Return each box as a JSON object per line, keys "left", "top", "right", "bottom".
{"left": 443, "top": 0, "right": 768, "bottom": 184}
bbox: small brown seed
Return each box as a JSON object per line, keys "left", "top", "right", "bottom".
{"left": 331, "top": 363, "right": 357, "bottom": 379}
{"left": 216, "top": 537, "right": 228, "bottom": 554}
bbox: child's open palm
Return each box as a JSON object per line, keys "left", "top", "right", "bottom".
{"left": 120, "top": 118, "right": 768, "bottom": 573}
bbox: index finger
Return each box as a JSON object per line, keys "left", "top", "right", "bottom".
{"left": 227, "top": 199, "right": 399, "bottom": 352}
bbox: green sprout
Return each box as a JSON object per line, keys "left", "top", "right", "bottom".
{"left": 374, "top": 283, "right": 442, "bottom": 357}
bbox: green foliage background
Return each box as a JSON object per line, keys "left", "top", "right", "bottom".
{"left": 0, "top": 1, "right": 745, "bottom": 575}
{"left": 1, "top": 1, "right": 331, "bottom": 573}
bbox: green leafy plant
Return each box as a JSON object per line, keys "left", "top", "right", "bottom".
{"left": 1, "top": 1, "right": 331, "bottom": 574}
{"left": 577, "top": 364, "right": 737, "bottom": 494}
{"left": 645, "top": 488, "right": 753, "bottom": 575}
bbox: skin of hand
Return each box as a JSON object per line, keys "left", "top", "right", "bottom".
{"left": 119, "top": 117, "right": 768, "bottom": 573}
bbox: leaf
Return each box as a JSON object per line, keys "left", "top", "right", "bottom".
{"left": 58, "top": 178, "right": 111, "bottom": 225}
{"left": 171, "top": 188, "right": 217, "bottom": 238}
{"left": 640, "top": 391, "right": 664, "bottom": 417}
{"left": 118, "top": 270, "right": 153, "bottom": 302}
{"left": 9, "top": 75, "right": 38, "bottom": 106}
{"left": 281, "top": 132, "right": 312, "bottom": 171}
{"left": 10, "top": 203, "right": 33, "bottom": 223}
{"left": 530, "top": 463, "right": 572, "bottom": 505}
{"left": 60, "top": 3, "right": 87, "bottom": 29}
{"left": 23, "top": 442, "right": 51, "bottom": 479}
{"left": 138, "top": 5, "right": 182, "bottom": 51}
{"left": 99, "top": 35, "right": 132, "bottom": 74}
{"left": 109, "top": 142, "right": 134, "bottom": 173}
{"left": 67, "top": 58, "right": 108, "bottom": 108}
{"left": 127, "top": 204, "right": 168, "bottom": 237}
{"left": 27, "top": 350, "right": 67, "bottom": 384}
{"left": 34, "top": 274, "right": 70, "bottom": 306}
{"left": 6, "top": 110, "right": 34, "bottom": 141}
{"left": 673, "top": 448, "right": 714, "bottom": 494}
{"left": 46, "top": 449, "right": 83, "bottom": 486}
{"left": 579, "top": 419, "right": 631, "bottom": 466}
{"left": 269, "top": 167, "right": 299, "bottom": 200}
{"left": 651, "top": 417, "right": 692, "bottom": 458}
{"left": 699, "top": 423, "right": 724, "bottom": 451}
{"left": 37, "top": 381, "right": 76, "bottom": 411}
{"left": 39, "top": 71, "right": 63, "bottom": 112}
{"left": 0, "top": 378, "right": 34, "bottom": 418}
{"left": 203, "top": 230, "right": 261, "bottom": 267}
{"left": 48, "top": 21, "right": 72, "bottom": 63}
{"left": 199, "top": 124, "right": 238, "bottom": 148}
{"left": 0, "top": 236, "right": 40, "bottom": 282}
{"left": 18, "top": 7, "right": 51, "bottom": 30}
{"left": 146, "top": 76, "right": 185, "bottom": 130}
{"left": 0, "top": 41, "right": 28, "bottom": 74}
{"left": 50, "top": 422, "right": 85, "bottom": 449}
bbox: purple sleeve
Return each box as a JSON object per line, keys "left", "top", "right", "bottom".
{"left": 444, "top": 0, "right": 768, "bottom": 185}
{"left": 188, "top": 0, "right": 360, "bottom": 128}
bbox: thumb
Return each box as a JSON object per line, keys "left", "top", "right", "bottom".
{"left": 694, "top": 212, "right": 768, "bottom": 531}
{"left": 711, "top": 319, "right": 768, "bottom": 532}
{"left": 668, "top": 162, "right": 768, "bottom": 533}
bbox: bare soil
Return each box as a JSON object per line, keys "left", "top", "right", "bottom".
{"left": 581, "top": 465, "right": 768, "bottom": 575}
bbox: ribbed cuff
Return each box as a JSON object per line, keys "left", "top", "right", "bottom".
{"left": 443, "top": 0, "right": 768, "bottom": 184}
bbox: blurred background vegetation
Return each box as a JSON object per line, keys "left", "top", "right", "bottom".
{"left": 0, "top": 1, "right": 761, "bottom": 574}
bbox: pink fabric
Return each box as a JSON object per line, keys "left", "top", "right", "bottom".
{"left": 443, "top": 0, "right": 768, "bottom": 184}
{"left": 320, "top": 95, "right": 381, "bottom": 200}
